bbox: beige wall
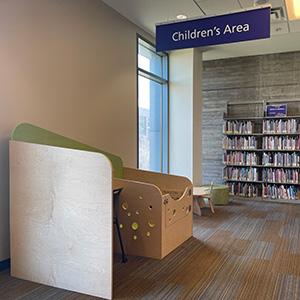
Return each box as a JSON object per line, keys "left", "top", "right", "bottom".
{"left": 0, "top": 0, "right": 151, "bottom": 261}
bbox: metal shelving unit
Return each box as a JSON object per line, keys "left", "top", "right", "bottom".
{"left": 223, "top": 99, "right": 300, "bottom": 203}
{"left": 224, "top": 164, "right": 300, "bottom": 168}
{"left": 224, "top": 149, "right": 300, "bottom": 152}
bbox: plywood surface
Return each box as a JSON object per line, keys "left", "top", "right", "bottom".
{"left": 118, "top": 179, "right": 163, "bottom": 259}
{"left": 10, "top": 141, "right": 113, "bottom": 299}
{"left": 193, "top": 186, "right": 210, "bottom": 196}
{"left": 123, "top": 167, "right": 192, "bottom": 192}
{"left": 117, "top": 177, "right": 193, "bottom": 259}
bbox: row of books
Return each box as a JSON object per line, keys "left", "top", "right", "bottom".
{"left": 224, "top": 167, "right": 300, "bottom": 183}
{"left": 223, "top": 137, "right": 258, "bottom": 150}
{"left": 227, "top": 182, "right": 259, "bottom": 198}
{"left": 224, "top": 152, "right": 300, "bottom": 167}
{"left": 262, "top": 136, "right": 300, "bottom": 150}
{"left": 227, "top": 182, "right": 300, "bottom": 200}
{"left": 262, "top": 184, "right": 298, "bottom": 200}
{"left": 262, "top": 152, "right": 300, "bottom": 167}
{"left": 223, "top": 121, "right": 254, "bottom": 134}
{"left": 223, "top": 152, "right": 259, "bottom": 165}
{"left": 263, "top": 119, "right": 299, "bottom": 134}
{"left": 224, "top": 167, "right": 259, "bottom": 181}
{"left": 262, "top": 169, "right": 299, "bottom": 184}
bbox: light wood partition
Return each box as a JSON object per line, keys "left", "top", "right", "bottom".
{"left": 10, "top": 141, "right": 113, "bottom": 299}
{"left": 123, "top": 167, "right": 191, "bottom": 192}
{"left": 118, "top": 168, "right": 193, "bottom": 259}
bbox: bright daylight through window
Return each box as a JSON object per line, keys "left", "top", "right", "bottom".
{"left": 137, "top": 37, "right": 169, "bottom": 173}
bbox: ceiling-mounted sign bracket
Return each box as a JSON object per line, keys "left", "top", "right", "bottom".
{"left": 156, "top": 6, "right": 271, "bottom": 52}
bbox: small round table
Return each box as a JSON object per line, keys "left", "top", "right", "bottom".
{"left": 193, "top": 186, "right": 214, "bottom": 216}
{"left": 193, "top": 185, "right": 229, "bottom": 216}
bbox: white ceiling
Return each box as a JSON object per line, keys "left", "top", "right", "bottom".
{"left": 102, "top": 0, "right": 300, "bottom": 60}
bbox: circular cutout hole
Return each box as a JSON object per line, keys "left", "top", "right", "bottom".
{"left": 131, "top": 222, "right": 139, "bottom": 231}
{"left": 149, "top": 205, "right": 153, "bottom": 210}
{"left": 121, "top": 202, "right": 128, "bottom": 211}
{"left": 148, "top": 221, "right": 155, "bottom": 228}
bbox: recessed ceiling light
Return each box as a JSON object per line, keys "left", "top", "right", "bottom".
{"left": 176, "top": 14, "right": 187, "bottom": 20}
{"left": 286, "top": 0, "right": 300, "bottom": 20}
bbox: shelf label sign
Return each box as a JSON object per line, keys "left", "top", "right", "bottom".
{"left": 156, "top": 7, "right": 270, "bottom": 52}
{"left": 266, "top": 104, "right": 287, "bottom": 117}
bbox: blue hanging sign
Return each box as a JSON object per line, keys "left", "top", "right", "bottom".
{"left": 156, "top": 7, "right": 271, "bottom": 52}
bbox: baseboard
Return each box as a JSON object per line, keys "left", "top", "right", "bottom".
{"left": 0, "top": 259, "right": 10, "bottom": 271}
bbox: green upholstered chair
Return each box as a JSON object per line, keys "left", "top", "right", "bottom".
{"left": 212, "top": 185, "right": 230, "bottom": 205}
{"left": 198, "top": 184, "right": 230, "bottom": 206}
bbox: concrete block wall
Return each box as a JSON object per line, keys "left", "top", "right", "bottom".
{"left": 202, "top": 51, "right": 300, "bottom": 184}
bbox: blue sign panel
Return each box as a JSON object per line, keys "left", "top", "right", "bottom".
{"left": 266, "top": 104, "right": 287, "bottom": 117}
{"left": 156, "top": 7, "right": 270, "bottom": 52}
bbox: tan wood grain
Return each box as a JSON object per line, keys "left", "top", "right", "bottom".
{"left": 116, "top": 173, "right": 193, "bottom": 259}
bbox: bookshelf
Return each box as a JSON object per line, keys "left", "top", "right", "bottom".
{"left": 223, "top": 99, "right": 300, "bottom": 204}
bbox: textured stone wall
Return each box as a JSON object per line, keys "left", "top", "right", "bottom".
{"left": 202, "top": 51, "right": 300, "bottom": 184}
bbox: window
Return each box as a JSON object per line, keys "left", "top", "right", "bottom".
{"left": 137, "top": 36, "right": 169, "bottom": 173}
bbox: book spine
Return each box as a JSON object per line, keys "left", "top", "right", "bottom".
{"left": 263, "top": 136, "right": 300, "bottom": 150}
{"left": 223, "top": 121, "right": 254, "bottom": 134}
{"left": 263, "top": 184, "right": 298, "bottom": 200}
{"left": 262, "top": 152, "right": 300, "bottom": 167}
{"left": 225, "top": 167, "right": 258, "bottom": 181}
{"left": 262, "top": 168, "right": 300, "bottom": 184}
{"left": 223, "top": 137, "right": 258, "bottom": 150}
{"left": 223, "top": 151, "right": 259, "bottom": 165}
{"left": 263, "top": 119, "right": 298, "bottom": 134}
{"left": 227, "top": 182, "right": 259, "bottom": 197}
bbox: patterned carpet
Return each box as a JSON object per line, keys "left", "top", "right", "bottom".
{"left": 1, "top": 200, "right": 300, "bottom": 299}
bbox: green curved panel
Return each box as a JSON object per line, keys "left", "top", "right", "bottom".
{"left": 11, "top": 123, "right": 123, "bottom": 178}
